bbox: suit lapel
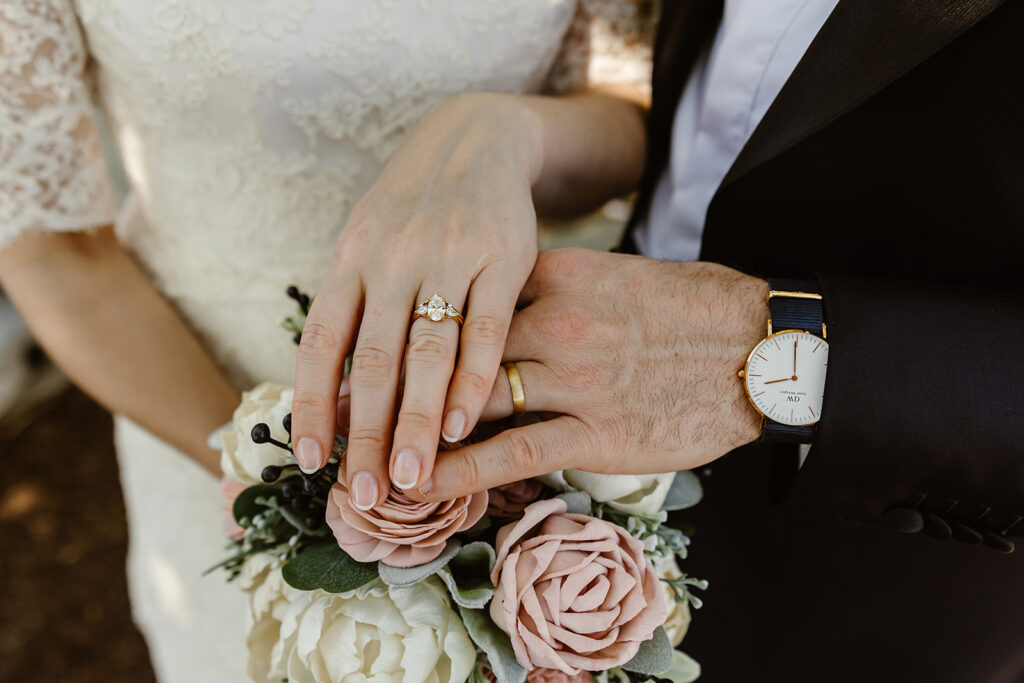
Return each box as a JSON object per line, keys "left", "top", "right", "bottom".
{"left": 721, "top": 0, "right": 1007, "bottom": 187}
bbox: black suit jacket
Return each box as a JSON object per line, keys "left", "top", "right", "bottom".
{"left": 629, "top": 1, "right": 1024, "bottom": 680}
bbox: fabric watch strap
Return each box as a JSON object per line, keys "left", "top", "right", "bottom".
{"left": 761, "top": 278, "right": 825, "bottom": 445}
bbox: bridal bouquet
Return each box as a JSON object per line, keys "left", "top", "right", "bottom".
{"left": 211, "top": 289, "right": 706, "bottom": 683}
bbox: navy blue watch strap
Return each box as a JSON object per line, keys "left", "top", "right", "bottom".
{"left": 761, "top": 278, "right": 825, "bottom": 445}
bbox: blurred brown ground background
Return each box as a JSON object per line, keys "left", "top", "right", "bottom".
{"left": 0, "top": 388, "right": 156, "bottom": 682}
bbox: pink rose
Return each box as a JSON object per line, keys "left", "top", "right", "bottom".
{"left": 220, "top": 475, "right": 247, "bottom": 541}
{"left": 326, "top": 483, "right": 487, "bottom": 568}
{"left": 487, "top": 479, "right": 544, "bottom": 517}
{"left": 489, "top": 499, "right": 667, "bottom": 675}
{"left": 527, "top": 669, "right": 591, "bottom": 683}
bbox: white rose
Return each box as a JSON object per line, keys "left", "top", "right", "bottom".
{"left": 241, "top": 558, "right": 475, "bottom": 683}
{"left": 653, "top": 555, "right": 692, "bottom": 647}
{"left": 220, "top": 382, "right": 294, "bottom": 485}
{"left": 535, "top": 470, "right": 676, "bottom": 515}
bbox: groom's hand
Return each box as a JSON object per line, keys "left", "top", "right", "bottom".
{"left": 413, "top": 248, "right": 770, "bottom": 500}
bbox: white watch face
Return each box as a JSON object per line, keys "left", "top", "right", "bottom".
{"left": 743, "top": 330, "right": 829, "bottom": 426}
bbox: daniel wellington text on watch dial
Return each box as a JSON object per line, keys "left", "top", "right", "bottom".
{"left": 743, "top": 330, "right": 829, "bottom": 426}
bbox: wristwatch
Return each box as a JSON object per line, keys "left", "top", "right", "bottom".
{"left": 738, "top": 278, "right": 829, "bottom": 444}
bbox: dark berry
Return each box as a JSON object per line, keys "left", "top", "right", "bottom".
{"left": 291, "top": 494, "right": 312, "bottom": 511}
{"left": 305, "top": 515, "right": 324, "bottom": 530}
{"left": 303, "top": 477, "right": 319, "bottom": 493}
{"left": 261, "top": 465, "right": 283, "bottom": 483}
{"left": 293, "top": 332, "right": 302, "bottom": 345}
{"left": 283, "top": 413, "right": 292, "bottom": 434}
{"left": 286, "top": 285, "right": 300, "bottom": 300}
{"left": 250, "top": 423, "right": 271, "bottom": 444}
{"left": 281, "top": 481, "right": 302, "bottom": 499}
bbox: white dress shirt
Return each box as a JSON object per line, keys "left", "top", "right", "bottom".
{"left": 634, "top": 0, "right": 840, "bottom": 261}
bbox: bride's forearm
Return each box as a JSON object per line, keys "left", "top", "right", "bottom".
{"left": 0, "top": 227, "right": 239, "bottom": 474}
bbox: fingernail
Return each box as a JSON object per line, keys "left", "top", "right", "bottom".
{"left": 351, "top": 472, "right": 378, "bottom": 510}
{"left": 295, "top": 437, "right": 322, "bottom": 474}
{"left": 442, "top": 409, "right": 467, "bottom": 443}
{"left": 392, "top": 449, "right": 421, "bottom": 489}
{"left": 338, "top": 378, "right": 351, "bottom": 398}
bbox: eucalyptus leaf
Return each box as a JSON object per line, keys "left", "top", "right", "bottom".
{"left": 458, "top": 606, "right": 526, "bottom": 683}
{"left": 281, "top": 541, "right": 378, "bottom": 593}
{"left": 378, "top": 538, "right": 461, "bottom": 586}
{"left": 437, "top": 542, "right": 496, "bottom": 608}
{"left": 622, "top": 626, "right": 673, "bottom": 676}
{"left": 660, "top": 471, "right": 703, "bottom": 512}
{"left": 556, "top": 490, "right": 593, "bottom": 515}
{"left": 233, "top": 484, "right": 281, "bottom": 525}
{"left": 659, "top": 650, "right": 701, "bottom": 683}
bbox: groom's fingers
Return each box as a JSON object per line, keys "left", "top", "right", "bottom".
{"left": 414, "top": 416, "right": 592, "bottom": 501}
{"left": 478, "top": 360, "right": 560, "bottom": 421}
{"left": 293, "top": 272, "right": 361, "bottom": 475}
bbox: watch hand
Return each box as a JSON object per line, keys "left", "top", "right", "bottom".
{"left": 793, "top": 338, "right": 798, "bottom": 375}
{"left": 764, "top": 377, "right": 792, "bottom": 384}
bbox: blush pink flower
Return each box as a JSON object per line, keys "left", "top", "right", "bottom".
{"left": 527, "top": 668, "right": 591, "bottom": 683}
{"left": 325, "top": 483, "right": 488, "bottom": 568}
{"left": 220, "top": 475, "right": 247, "bottom": 541}
{"left": 487, "top": 479, "right": 544, "bottom": 518}
{"left": 489, "top": 498, "right": 667, "bottom": 675}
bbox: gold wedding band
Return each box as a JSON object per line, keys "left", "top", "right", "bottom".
{"left": 413, "top": 294, "right": 464, "bottom": 325}
{"left": 504, "top": 363, "right": 526, "bottom": 415}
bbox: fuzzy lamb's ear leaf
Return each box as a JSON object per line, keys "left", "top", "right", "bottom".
{"left": 437, "top": 542, "right": 496, "bottom": 608}
{"left": 281, "top": 541, "right": 378, "bottom": 593}
{"left": 660, "top": 471, "right": 703, "bottom": 511}
{"left": 659, "top": 650, "right": 701, "bottom": 683}
{"left": 556, "top": 490, "right": 592, "bottom": 515}
{"left": 458, "top": 606, "right": 526, "bottom": 683}
{"left": 378, "top": 539, "right": 461, "bottom": 587}
{"left": 622, "top": 626, "right": 673, "bottom": 676}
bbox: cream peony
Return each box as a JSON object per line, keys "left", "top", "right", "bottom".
{"left": 535, "top": 470, "right": 676, "bottom": 515}
{"left": 490, "top": 498, "right": 667, "bottom": 675}
{"left": 653, "top": 555, "right": 692, "bottom": 647}
{"left": 242, "top": 556, "right": 475, "bottom": 683}
{"left": 220, "top": 382, "right": 294, "bottom": 485}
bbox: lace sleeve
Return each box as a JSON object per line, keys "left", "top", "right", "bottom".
{"left": 544, "top": 0, "right": 656, "bottom": 97}
{"left": 0, "top": 0, "right": 117, "bottom": 250}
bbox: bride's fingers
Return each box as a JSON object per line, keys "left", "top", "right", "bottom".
{"left": 443, "top": 265, "right": 522, "bottom": 442}
{"left": 344, "top": 288, "right": 414, "bottom": 509}
{"left": 293, "top": 272, "right": 361, "bottom": 474}
{"left": 389, "top": 286, "right": 465, "bottom": 491}
{"left": 478, "top": 360, "right": 560, "bottom": 421}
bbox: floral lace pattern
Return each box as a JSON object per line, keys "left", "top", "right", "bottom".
{"left": 0, "top": 0, "right": 117, "bottom": 243}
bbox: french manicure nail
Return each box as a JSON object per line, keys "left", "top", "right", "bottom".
{"left": 295, "top": 437, "right": 322, "bottom": 474}
{"left": 393, "top": 449, "right": 421, "bottom": 489}
{"left": 442, "top": 409, "right": 467, "bottom": 443}
{"left": 351, "top": 471, "right": 379, "bottom": 510}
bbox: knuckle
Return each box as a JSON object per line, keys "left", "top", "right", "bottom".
{"left": 455, "top": 367, "right": 494, "bottom": 398}
{"left": 350, "top": 344, "right": 395, "bottom": 385}
{"left": 347, "top": 428, "right": 387, "bottom": 453}
{"left": 291, "top": 394, "right": 332, "bottom": 416}
{"left": 298, "top": 320, "right": 340, "bottom": 355}
{"left": 406, "top": 331, "right": 450, "bottom": 365}
{"left": 505, "top": 432, "right": 544, "bottom": 473}
{"left": 549, "top": 305, "right": 593, "bottom": 343}
{"left": 396, "top": 407, "right": 435, "bottom": 431}
{"left": 464, "top": 313, "right": 506, "bottom": 345}
{"left": 451, "top": 452, "right": 482, "bottom": 490}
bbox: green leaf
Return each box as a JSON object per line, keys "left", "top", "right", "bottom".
{"left": 281, "top": 541, "right": 378, "bottom": 593}
{"left": 458, "top": 606, "right": 526, "bottom": 683}
{"left": 233, "top": 484, "right": 282, "bottom": 525}
{"left": 437, "top": 542, "right": 496, "bottom": 609}
{"left": 378, "top": 539, "right": 461, "bottom": 586}
{"left": 622, "top": 626, "right": 673, "bottom": 676}
{"left": 660, "top": 471, "right": 703, "bottom": 512}
{"left": 659, "top": 650, "right": 701, "bottom": 683}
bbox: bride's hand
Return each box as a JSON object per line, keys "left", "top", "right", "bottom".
{"left": 291, "top": 93, "right": 543, "bottom": 509}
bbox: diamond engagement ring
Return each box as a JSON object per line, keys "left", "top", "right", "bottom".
{"left": 413, "top": 294, "right": 464, "bottom": 325}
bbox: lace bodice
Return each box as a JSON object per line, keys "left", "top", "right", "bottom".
{"left": 1, "top": 0, "right": 652, "bottom": 387}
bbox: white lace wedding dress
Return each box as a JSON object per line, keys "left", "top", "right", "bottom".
{"left": 0, "top": 1, "right": 650, "bottom": 680}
